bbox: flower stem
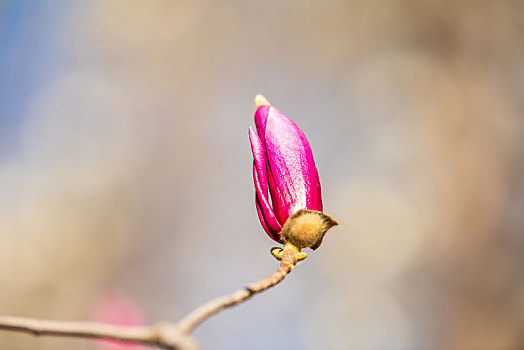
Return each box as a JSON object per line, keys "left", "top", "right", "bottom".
{"left": 177, "top": 246, "right": 298, "bottom": 334}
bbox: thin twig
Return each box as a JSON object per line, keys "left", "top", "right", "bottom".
{"left": 177, "top": 247, "right": 297, "bottom": 333}
{"left": 0, "top": 248, "right": 299, "bottom": 349}
{"left": 0, "top": 316, "right": 151, "bottom": 341}
{"left": 0, "top": 316, "right": 198, "bottom": 349}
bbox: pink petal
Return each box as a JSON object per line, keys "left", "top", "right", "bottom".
{"left": 264, "top": 107, "right": 322, "bottom": 224}
{"left": 252, "top": 163, "right": 282, "bottom": 238}
{"left": 249, "top": 127, "right": 282, "bottom": 239}
{"left": 254, "top": 105, "right": 271, "bottom": 142}
{"left": 249, "top": 127, "right": 268, "bottom": 195}
{"left": 256, "top": 199, "right": 280, "bottom": 242}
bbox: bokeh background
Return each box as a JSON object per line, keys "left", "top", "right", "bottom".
{"left": 1, "top": 0, "right": 523, "bottom": 349}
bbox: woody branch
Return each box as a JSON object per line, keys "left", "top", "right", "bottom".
{"left": 0, "top": 248, "right": 298, "bottom": 350}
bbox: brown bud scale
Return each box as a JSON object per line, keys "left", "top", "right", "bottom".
{"left": 280, "top": 210, "right": 339, "bottom": 250}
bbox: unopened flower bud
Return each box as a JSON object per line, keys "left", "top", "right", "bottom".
{"left": 248, "top": 95, "right": 339, "bottom": 255}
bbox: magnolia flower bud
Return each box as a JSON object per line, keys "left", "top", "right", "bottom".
{"left": 248, "top": 95, "right": 338, "bottom": 253}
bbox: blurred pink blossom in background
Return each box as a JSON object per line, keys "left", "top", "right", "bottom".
{"left": 90, "top": 293, "right": 147, "bottom": 350}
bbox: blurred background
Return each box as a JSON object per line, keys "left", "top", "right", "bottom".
{"left": 0, "top": 0, "right": 523, "bottom": 349}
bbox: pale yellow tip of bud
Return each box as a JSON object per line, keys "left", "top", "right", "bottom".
{"left": 254, "top": 94, "right": 271, "bottom": 108}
